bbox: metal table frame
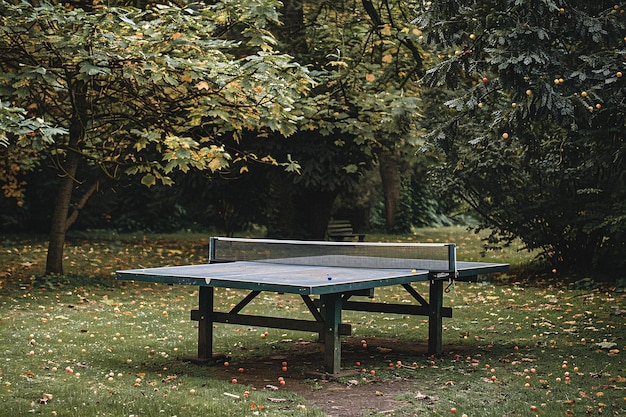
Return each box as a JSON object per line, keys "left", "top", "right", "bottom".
{"left": 188, "top": 275, "right": 451, "bottom": 374}
{"left": 116, "top": 239, "right": 508, "bottom": 374}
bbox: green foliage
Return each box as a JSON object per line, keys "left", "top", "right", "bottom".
{"left": 236, "top": 0, "right": 434, "bottom": 235}
{"left": 0, "top": 0, "right": 311, "bottom": 192}
{"left": 416, "top": 0, "right": 626, "bottom": 276}
{"left": 0, "top": 100, "right": 68, "bottom": 203}
{"left": 0, "top": 100, "right": 67, "bottom": 148}
{"left": 370, "top": 178, "right": 454, "bottom": 233}
{"left": 297, "top": 0, "right": 427, "bottom": 155}
{"left": 0, "top": 0, "right": 315, "bottom": 272}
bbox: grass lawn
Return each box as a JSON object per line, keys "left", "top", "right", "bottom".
{"left": 0, "top": 227, "right": 624, "bottom": 416}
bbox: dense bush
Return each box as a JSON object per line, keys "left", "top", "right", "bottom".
{"left": 417, "top": 0, "right": 626, "bottom": 278}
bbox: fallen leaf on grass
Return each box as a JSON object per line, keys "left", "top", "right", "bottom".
{"left": 415, "top": 392, "right": 438, "bottom": 402}
{"left": 250, "top": 402, "right": 265, "bottom": 410}
{"left": 39, "top": 393, "right": 53, "bottom": 404}
{"left": 268, "top": 397, "right": 288, "bottom": 402}
{"left": 595, "top": 341, "right": 617, "bottom": 349}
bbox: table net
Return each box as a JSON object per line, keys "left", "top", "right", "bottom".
{"left": 210, "top": 237, "right": 457, "bottom": 273}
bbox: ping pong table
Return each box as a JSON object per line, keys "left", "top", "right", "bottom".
{"left": 116, "top": 237, "right": 508, "bottom": 374}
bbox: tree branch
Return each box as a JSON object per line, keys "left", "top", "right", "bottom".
{"left": 65, "top": 181, "right": 98, "bottom": 231}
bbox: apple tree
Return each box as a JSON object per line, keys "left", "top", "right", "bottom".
{"left": 415, "top": 0, "right": 625, "bottom": 276}
{"left": 0, "top": 0, "right": 311, "bottom": 275}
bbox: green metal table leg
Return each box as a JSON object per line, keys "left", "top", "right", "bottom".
{"left": 428, "top": 279, "right": 444, "bottom": 357}
{"left": 321, "top": 293, "right": 342, "bottom": 374}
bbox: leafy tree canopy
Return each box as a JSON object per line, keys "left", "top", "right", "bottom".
{"left": 298, "top": 0, "right": 427, "bottom": 159}
{"left": 0, "top": 0, "right": 309, "bottom": 190}
{"left": 0, "top": 0, "right": 312, "bottom": 273}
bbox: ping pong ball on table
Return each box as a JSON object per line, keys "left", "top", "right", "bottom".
{"left": 411, "top": 269, "right": 417, "bottom": 274}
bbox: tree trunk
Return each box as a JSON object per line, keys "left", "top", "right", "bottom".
{"left": 378, "top": 150, "right": 401, "bottom": 230}
{"left": 45, "top": 78, "right": 88, "bottom": 275}
{"left": 45, "top": 150, "right": 81, "bottom": 275}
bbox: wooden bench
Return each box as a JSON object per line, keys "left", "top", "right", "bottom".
{"left": 326, "top": 219, "right": 365, "bottom": 242}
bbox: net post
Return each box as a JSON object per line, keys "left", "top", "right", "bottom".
{"left": 208, "top": 237, "right": 217, "bottom": 263}
{"left": 447, "top": 244, "right": 457, "bottom": 277}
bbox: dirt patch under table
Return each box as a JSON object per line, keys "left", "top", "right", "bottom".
{"left": 204, "top": 336, "right": 469, "bottom": 417}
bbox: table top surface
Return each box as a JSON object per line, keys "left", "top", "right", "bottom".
{"left": 116, "top": 255, "right": 509, "bottom": 295}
